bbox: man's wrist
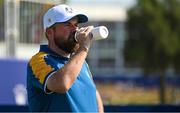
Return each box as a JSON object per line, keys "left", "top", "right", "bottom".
{"left": 78, "top": 45, "right": 89, "bottom": 52}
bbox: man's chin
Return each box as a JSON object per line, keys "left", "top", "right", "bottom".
{"left": 55, "top": 40, "right": 79, "bottom": 54}
{"left": 61, "top": 47, "right": 78, "bottom": 54}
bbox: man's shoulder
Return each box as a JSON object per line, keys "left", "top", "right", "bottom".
{"left": 28, "top": 52, "right": 50, "bottom": 66}
{"left": 27, "top": 51, "right": 55, "bottom": 84}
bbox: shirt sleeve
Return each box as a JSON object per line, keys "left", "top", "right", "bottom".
{"left": 29, "top": 52, "right": 64, "bottom": 94}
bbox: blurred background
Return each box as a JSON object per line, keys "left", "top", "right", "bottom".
{"left": 0, "top": 0, "right": 180, "bottom": 112}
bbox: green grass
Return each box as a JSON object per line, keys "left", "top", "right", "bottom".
{"left": 95, "top": 82, "right": 180, "bottom": 105}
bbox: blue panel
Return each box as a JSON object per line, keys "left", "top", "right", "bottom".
{"left": 0, "top": 59, "right": 28, "bottom": 105}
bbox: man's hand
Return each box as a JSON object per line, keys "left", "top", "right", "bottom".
{"left": 75, "top": 26, "right": 94, "bottom": 51}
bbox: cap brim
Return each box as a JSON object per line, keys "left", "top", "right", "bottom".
{"left": 76, "top": 14, "right": 88, "bottom": 23}
{"left": 63, "top": 13, "right": 88, "bottom": 24}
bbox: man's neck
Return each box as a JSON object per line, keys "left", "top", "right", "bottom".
{"left": 48, "top": 44, "right": 70, "bottom": 58}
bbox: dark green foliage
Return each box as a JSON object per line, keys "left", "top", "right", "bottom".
{"left": 125, "top": 0, "right": 180, "bottom": 73}
{"left": 124, "top": 0, "right": 180, "bottom": 103}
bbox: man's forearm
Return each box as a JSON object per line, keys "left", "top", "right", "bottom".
{"left": 47, "top": 47, "right": 88, "bottom": 93}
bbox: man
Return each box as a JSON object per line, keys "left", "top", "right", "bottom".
{"left": 27, "top": 4, "right": 104, "bottom": 112}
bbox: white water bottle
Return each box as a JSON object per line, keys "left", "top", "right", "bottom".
{"left": 74, "top": 26, "right": 109, "bottom": 41}
{"left": 91, "top": 26, "right": 109, "bottom": 40}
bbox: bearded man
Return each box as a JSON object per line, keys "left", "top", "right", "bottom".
{"left": 26, "top": 4, "right": 103, "bottom": 113}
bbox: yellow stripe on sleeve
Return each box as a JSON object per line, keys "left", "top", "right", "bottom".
{"left": 29, "top": 52, "right": 54, "bottom": 84}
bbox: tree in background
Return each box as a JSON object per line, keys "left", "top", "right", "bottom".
{"left": 124, "top": 0, "right": 180, "bottom": 104}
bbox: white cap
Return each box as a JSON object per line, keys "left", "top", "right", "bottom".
{"left": 43, "top": 4, "right": 88, "bottom": 30}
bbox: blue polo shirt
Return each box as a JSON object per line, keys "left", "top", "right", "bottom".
{"left": 27, "top": 45, "right": 98, "bottom": 112}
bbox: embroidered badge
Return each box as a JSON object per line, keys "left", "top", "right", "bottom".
{"left": 65, "top": 7, "right": 73, "bottom": 13}
{"left": 48, "top": 18, "right": 52, "bottom": 23}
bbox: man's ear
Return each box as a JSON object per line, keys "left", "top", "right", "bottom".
{"left": 46, "top": 28, "right": 54, "bottom": 38}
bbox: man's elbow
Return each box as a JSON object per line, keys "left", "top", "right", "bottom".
{"left": 47, "top": 78, "right": 71, "bottom": 93}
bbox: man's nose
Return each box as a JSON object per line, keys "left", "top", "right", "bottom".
{"left": 71, "top": 25, "right": 77, "bottom": 32}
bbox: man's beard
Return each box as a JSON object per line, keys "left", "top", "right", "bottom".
{"left": 54, "top": 32, "right": 79, "bottom": 54}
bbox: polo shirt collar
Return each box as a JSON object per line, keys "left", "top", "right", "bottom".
{"left": 39, "top": 45, "right": 69, "bottom": 60}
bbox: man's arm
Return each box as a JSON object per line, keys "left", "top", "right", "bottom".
{"left": 47, "top": 26, "right": 93, "bottom": 93}
{"left": 47, "top": 48, "right": 88, "bottom": 93}
{"left": 96, "top": 90, "right": 104, "bottom": 113}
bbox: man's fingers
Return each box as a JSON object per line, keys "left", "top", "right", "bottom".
{"left": 84, "top": 26, "right": 94, "bottom": 37}
{"left": 75, "top": 26, "right": 94, "bottom": 42}
{"left": 85, "top": 26, "right": 94, "bottom": 40}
